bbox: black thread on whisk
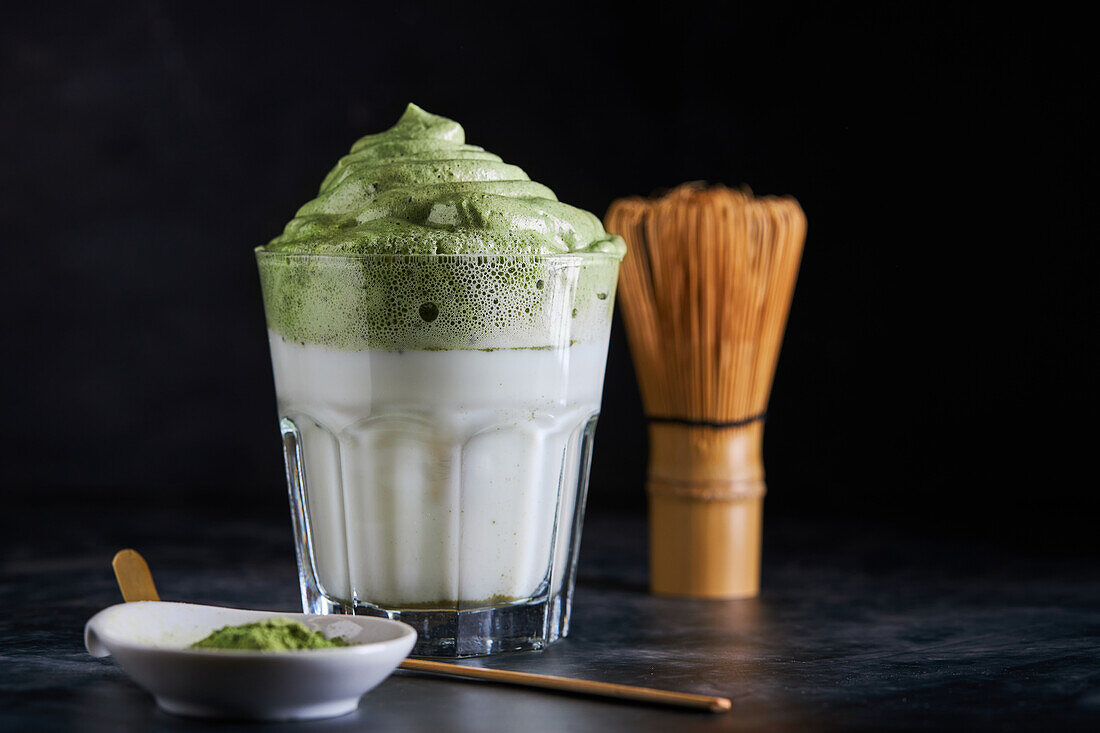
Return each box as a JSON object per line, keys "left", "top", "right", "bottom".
{"left": 645, "top": 412, "right": 767, "bottom": 429}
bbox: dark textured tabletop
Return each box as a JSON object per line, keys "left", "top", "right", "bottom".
{"left": 2, "top": 494, "right": 1098, "bottom": 732}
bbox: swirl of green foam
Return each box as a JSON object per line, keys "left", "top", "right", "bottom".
{"left": 263, "top": 103, "right": 625, "bottom": 257}
{"left": 257, "top": 104, "right": 623, "bottom": 350}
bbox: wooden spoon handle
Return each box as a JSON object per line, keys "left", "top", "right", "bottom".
{"left": 112, "top": 549, "right": 160, "bottom": 602}
{"left": 399, "top": 659, "right": 731, "bottom": 713}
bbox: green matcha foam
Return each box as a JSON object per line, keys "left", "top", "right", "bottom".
{"left": 257, "top": 104, "right": 623, "bottom": 351}
{"left": 264, "top": 103, "right": 624, "bottom": 257}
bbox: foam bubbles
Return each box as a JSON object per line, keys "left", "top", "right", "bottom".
{"left": 419, "top": 302, "right": 439, "bottom": 322}
{"left": 256, "top": 104, "right": 624, "bottom": 350}
{"left": 257, "top": 254, "right": 619, "bottom": 351}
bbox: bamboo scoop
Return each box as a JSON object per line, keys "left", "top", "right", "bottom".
{"left": 112, "top": 549, "right": 731, "bottom": 713}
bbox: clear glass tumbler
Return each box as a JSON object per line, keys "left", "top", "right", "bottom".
{"left": 256, "top": 252, "right": 620, "bottom": 656}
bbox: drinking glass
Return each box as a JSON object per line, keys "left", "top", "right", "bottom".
{"left": 256, "top": 252, "right": 619, "bottom": 657}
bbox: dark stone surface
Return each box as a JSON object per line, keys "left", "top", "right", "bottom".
{"left": 2, "top": 495, "right": 1098, "bottom": 731}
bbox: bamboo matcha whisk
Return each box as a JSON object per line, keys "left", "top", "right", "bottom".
{"left": 606, "top": 184, "right": 806, "bottom": 598}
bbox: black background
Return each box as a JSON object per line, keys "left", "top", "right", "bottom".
{"left": 2, "top": 3, "right": 1094, "bottom": 551}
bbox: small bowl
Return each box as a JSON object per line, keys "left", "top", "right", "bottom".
{"left": 85, "top": 601, "right": 416, "bottom": 721}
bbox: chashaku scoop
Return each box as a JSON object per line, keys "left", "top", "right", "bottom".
{"left": 87, "top": 549, "right": 731, "bottom": 716}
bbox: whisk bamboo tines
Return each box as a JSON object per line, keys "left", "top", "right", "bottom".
{"left": 606, "top": 184, "right": 805, "bottom": 599}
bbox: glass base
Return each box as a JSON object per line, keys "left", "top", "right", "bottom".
{"left": 281, "top": 413, "right": 597, "bottom": 658}
{"left": 301, "top": 593, "right": 571, "bottom": 657}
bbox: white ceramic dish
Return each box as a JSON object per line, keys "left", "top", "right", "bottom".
{"left": 85, "top": 601, "right": 417, "bottom": 721}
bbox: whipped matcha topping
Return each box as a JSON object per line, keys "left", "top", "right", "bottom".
{"left": 257, "top": 104, "right": 623, "bottom": 351}
{"left": 264, "top": 104, "right": 625, "bottom": 257}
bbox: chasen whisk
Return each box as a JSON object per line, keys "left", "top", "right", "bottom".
{"left": 606, "top": 184, "right": 806, "bottom": 598}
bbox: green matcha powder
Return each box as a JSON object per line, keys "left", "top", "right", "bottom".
{"left": 190, "top": 618, "right": 348, "bottom": 651}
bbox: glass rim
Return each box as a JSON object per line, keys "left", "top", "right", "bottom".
{"left": 254, "top": 247, "right": 622, "bottom": 263}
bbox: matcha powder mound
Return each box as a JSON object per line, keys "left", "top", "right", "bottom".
{"left": 189, "top": 618, "right": 348, "bottom": 651}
